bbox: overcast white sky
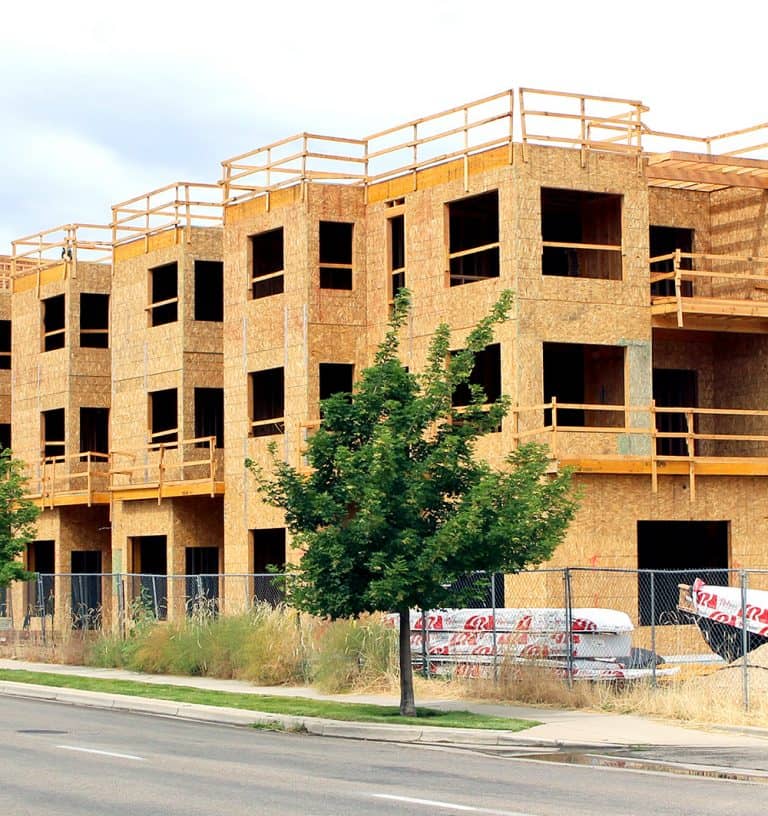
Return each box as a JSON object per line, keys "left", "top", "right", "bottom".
{"left": 1, "top": 0, "right": 765, "bottom": 251}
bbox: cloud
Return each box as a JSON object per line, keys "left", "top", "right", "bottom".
{"left": 0, "top": 113, "right": 184, "bottom": 248}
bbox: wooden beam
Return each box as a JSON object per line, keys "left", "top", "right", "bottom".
{"left": 646, "top": 163, "right": 768, "bottom": 190}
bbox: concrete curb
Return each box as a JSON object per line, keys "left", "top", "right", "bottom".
{"left": 0, "top": 680, "right": 576, "bottom": 749}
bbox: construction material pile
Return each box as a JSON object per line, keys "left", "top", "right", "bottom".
{"left": 389, "top": 608, "right": 675, "bottom": 680}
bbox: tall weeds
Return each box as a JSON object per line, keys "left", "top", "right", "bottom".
{"left": 84, "top": 605, "right": 397, "bottom": 690}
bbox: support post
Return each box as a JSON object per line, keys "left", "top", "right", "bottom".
{"left": 650, "top": 571, "right": 657, "bottom": 688}
{"left": 564, "top": 568, "right": 573, "bottom": 688}
{"left": 741, "top": 570, "right": 750, "bottom": 712}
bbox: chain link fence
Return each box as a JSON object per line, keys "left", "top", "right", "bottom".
{"left": 408, "top": 568, "right": 768, "bottom": 710}
{"left": 1, "top": 572, "right": 286, "bottom": 637}
{"left": 3, "top": 567, "right": 768, "bottom": 709}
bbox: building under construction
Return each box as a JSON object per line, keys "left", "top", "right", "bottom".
{"left": 4, "top": 87, "right": 768, "bottom": 627}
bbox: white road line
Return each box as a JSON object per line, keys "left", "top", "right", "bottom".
{"left": 370, "top": 793, "right": 536, "bottom": 815}
{"left": 57, "top": 745, "right": 145, "bottom": 762}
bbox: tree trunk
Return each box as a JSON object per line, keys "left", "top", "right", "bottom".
{"left": 399, "top": 607, "right": 416, "bottom": 716}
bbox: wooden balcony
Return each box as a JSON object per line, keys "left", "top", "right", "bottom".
{"left": 109, "top": 436, "right": 224, "bottom": 503}
{"left": 650, "top": 251, "right": 768, "bottom": 333}
{"left": 27, "top": 452, "right": 111, "bottom": 508}
{"left": 512, "top": 400, "right": 768, "bottom": 501}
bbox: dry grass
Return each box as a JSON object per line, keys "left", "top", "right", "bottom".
{"left": 0, "top": 630, "right": 94, "bottom": 665}
{"left": 444, "top": 659, "right": 768, "bottom": 728}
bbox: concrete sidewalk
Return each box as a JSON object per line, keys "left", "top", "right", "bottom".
{"left": 2, "top": 658, "right": 768, "bottom": 769}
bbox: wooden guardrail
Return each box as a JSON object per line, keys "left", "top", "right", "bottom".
{"left": 511, "top": 399, "right": 768, "bottom": 499}
{"left": 109, "top": 435, "right": 219, "bottom": 502}
{"left": 650, "top": 250, "right": 768, "bottom": 326}
{"left": 31, "top": 451, "right": 110, "bottom": 508}
{"left": 221, "top": 90, "right": 515, "bottom": 205}
{"left": 111, "top": 182, "right": 223, "bottom": 248}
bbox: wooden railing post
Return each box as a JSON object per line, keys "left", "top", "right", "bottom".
{"left": 580, "top": 96, "right": 587, "bottom": 167}
{"left": 463, "top": 106, "right": 470, "bottom": 191}
{"left": 551, "top": 397, "right": 558, "bottom": 458}
{"left": 512, "top": 407, "right": 520, "bottom": 451}
{"left": 209, "top": 436, "right": 215, "bottom": 497}
{"left": 87, "top": 452, "right": 92, "bottom": 507}
{"left": 674, "top": 248, "right": 684, "bottom": 327}
{"left": 686, "top": 409, "right": 696, "bottom": 501}
{"left": 650, "top": 400, "right": 658, "bottom": 493}
{"left": 157, "top": 445, "right": 165, "bottom": 505}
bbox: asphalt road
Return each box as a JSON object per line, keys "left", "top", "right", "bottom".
{"left": 2, "top": 698, "right": 767, "bottom": 816}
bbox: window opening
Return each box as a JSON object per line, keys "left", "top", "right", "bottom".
{"left": 541, "top": 188, "right": 622, "bottom": 280}
{"left": 653, "top": 369, "right": 698, "bottom": 457}
{"left": 131, "top": 536, "right": 168, "bottom": 620}
{"left": 71, "top": 551, "right": 102, "bottom": 629}
{"left": 451, "top": 344, "right": 502, "bottom": 407}
{"left": 27, "top": 540, "right": 55, "bottom": 617}
{"left": 448, "top": 191, "right": 499, "bottom": 287}
{"left": 253, "top": 528, "right": 286, "bottom": 573}
{"left": 194, "top": 260, "right": 223, "bottom": 321}
{"left": 149, "top": 262, "right": 178, "bottom": 326}
{"left": 185, "top": 547, "right": 219, "bottom": 610}
{"left": 80, "top": 407, "right": 109, "bottom": 454}
{"left": 543, "top": 343, "right": 625, "bottom": 427}
{"left": 80, "top": 293, "right": 109, "bottom": 348}
{"left": 389, "top": 215, "right": 405, "bottom": 301}
{"left": 0, "top": 320, "right": 10, "bottom": 368}
{"left": 150, "top": 389, "right": 178, "bottom": 444}
{"left": 252, "top": 528, "right": 286, "bottom": 605}
{"left": 650, "top": 226, "right": 694, "bottom": 297}
{"left": 42, "top": 408, "right": 65, "bottom": 458}
{"left": 0, "top": 424, "right": 10, "bottom": 453}
{"left": 250, "top": 368, "right": 284, "bottom": 437}
{"left": 637, "top": 521, "right": 728, "bottom": 626}
{"left": 194, "top": 387, "right": 224, "bottom": 448}
{"left": 251, "top": 228, "right": 284, "bottom": 299}
{"left": 319, "top": 363, "right": 354, "bottom": 405}
{"left": 319, "top": 221, "right": 353, "bottom": 290}
{"left": 43, "top": 294, "right": 66, "bottom": 351}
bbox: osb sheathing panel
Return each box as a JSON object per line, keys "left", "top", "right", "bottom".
{"left": 111, "top": 496, "right": 223, "bottom": 573}
{"left": 222, "top": 186, "right": 371, "bottom": 567}
{"left": 648, "top": 187, "right": 711, "bottom": 249}
{"left": 11, "top": 262, "right": 111, "bottom": 469}
{"left": 652, "top": 329, "right": 768, "bottom": 457}
{"left": 708, "top": 188, "right": 768, "bottom": 299}
{"left": 0, "top": 289, "right": 9, "bottom": 421}
{"left": 111, "top": 227, "right": 223, "bottom": 455}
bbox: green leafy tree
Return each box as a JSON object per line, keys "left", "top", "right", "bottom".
{"left": 251, "top": 291, "right": 578, "bottom": 715}
{"left": 0, "top": 451, "right": 41, "bottom": 589}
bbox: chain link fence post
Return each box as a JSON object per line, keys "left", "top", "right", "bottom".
{"left": 492, "top": 573, "right": 498, "bottom": 683}
{"left": 650, "top": 570, "right": 657, "bottom": 688}
{"left": 37, "top": 574, "right": 46, "bottom": 644}
{"left": 563, "top": 567, "right": 573, "bottom": 687}
{"left": 117, "top": 573, "right": 126, "bottom": 638}
{"left": 741, "top": 569, "right": 750, "bottom": 712}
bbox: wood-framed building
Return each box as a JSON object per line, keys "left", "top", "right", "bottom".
{"left": 7, "top": 86, "right": 768, "bottom": 626}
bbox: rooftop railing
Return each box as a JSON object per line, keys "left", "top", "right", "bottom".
{"left": 11, "top": 224, "right": 113, "bottom": 291}
{"left": 518, "top": 87, "right": 647, "bottom": 167}
{"left": 111, "top": 182, "right": 223, "bottom": 248}
{"left": 221, "top": 90, "right": 515, "bottom": 205}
